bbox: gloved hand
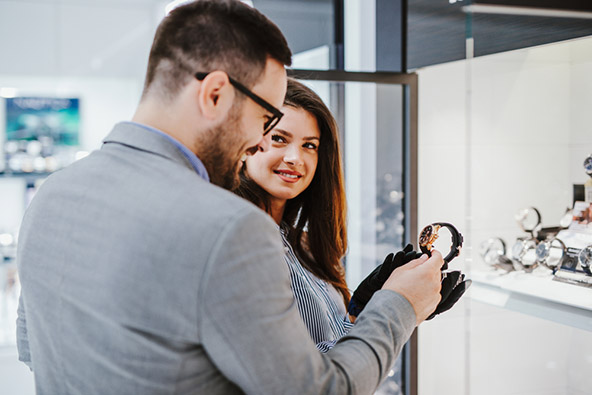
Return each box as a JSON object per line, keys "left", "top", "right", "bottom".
{"left": 426, "top": 270, "right": 472, "bottom": 320}
{"left": 348, "top": 243, "right": 421, "bottom": 317}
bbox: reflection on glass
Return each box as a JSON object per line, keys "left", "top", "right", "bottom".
{"left": 299, "top": 79, "right": 405, "bottom": 394}
{"left": 254, "top": 0, "right": 335, "bottom": 70}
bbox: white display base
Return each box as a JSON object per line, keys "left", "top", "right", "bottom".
{"left": 470, "top": 269, "right": 592, "bottom": 332}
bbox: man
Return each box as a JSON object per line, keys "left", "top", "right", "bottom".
{"left": 16, "top": 1, "right": 443, "bottom": 393}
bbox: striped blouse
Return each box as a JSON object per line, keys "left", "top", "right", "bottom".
{"left": 279, "top": 225, "right": 353, "bottom": 353}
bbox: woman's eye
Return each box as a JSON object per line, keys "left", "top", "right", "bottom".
{"left": 304, "top": 142, "right": 317, "bottom": 150}
{"left": 271, "top": 134, "right": 286, "bottom": 143}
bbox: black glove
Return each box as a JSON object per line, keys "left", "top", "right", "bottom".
{"left": 348, "top": 243, "right": 421, "bottom": 316}
{"left": 426, "top": 270, "right": 472, "bottom": 320}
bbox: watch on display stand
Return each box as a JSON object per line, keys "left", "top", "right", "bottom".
{"left": 479, "top": 237, "right": 514, "bottom": 272}
{"left": 510, "top": 207, "right": 543, "bottom": 272}
{"left": 584, "top": 154, "right": 592, "bottom": 177}
{"left": 511, "top": 237, "right": 539, "bottom": 272}
{"left": 578, "top": 244, "right": 592, "bottom": 276}
{"left": 535, "top": 237, "right": 566, "bottom": 272}
{"left": 515, "top": 206, "right": 542, "bottom": 237}
{"left": 553, "top": 244, "right": 592, "bottom": 287}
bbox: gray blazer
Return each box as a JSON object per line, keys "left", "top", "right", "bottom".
{"left": 16, "top": 122, "right": 416, "bottom": 394}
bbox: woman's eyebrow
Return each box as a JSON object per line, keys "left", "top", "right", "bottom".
{"left": 274, "top": 128, "right": 319, "bottom": 141}
{"left": 274, "top": 128, "right": 292, "bottom": 138}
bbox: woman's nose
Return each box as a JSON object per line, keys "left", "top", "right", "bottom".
{"left": 283, "top": 146, "right": 303, "bottom": 165}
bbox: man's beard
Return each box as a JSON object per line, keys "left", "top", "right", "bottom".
{"left": 196, "top": 106, "right": 246, "bottom": 190}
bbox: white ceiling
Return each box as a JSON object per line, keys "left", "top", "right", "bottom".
{"left": 0, "top": 0, "right": 332, "bottom": 79}
{"left": 0, "top": 0, "right": 167, "bottom": 78}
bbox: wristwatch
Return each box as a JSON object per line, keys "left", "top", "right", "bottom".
{"left": 418, "top": 222, "right": 463, "bottom": 269}
{"left": 535, "top": 237, "right": 566, "bottom": 271}
{"left": 578, "top": 244, "right": 592, "bottom": 275}
{"left": 479, "top": 237, "right": 506, "bottom": 265}
{"left": 511, "top": 237, "right": 538, "bottom": 271}
{"left": 584, "top": 154, "right": 592, "bottom": 177}
{"left": 515, "top": 207, "right": 542, "bottom": 236}
{"left": 479, "top": 237, "right": 514, "bottom": 272}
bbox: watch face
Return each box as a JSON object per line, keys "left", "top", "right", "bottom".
{"left": 522, "top": 244, "right": 538, "bottom": 267}
{"left": 578, "top": 246, "right": 592, "bottom": 268}
{"left": 419, "top": 225, "right": 434, "bottom": 246}
{"left": 480, "top": 238, "right": 505, "bottom": 265}
{"left": 535, "top": 242, "right": 549, "bottom": 261}
{"left": 515, "top": 207, "right": 541, "bottom": 233}
{"left": 584, "top": 155, "right": 592, "bottom": 176}
{"left": 514, "top": 208, "right": 528, "bottom": 223}
{"left": 546, "top": 243, "right": 565, "bottom": 268}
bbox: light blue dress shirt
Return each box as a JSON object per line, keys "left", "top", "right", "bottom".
{"left": 124, "top": 121, "right": 210, "bottom": 182}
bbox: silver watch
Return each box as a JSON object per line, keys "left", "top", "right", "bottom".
{"left": 479, "top": 237, "right": 513, "bottom": 272}
{"left": 578, "top": 244, "right": 592, "bottom": 275}
{"left": 584, "top": 154, "right": 592, "bottom": 177}
{"left": 511, "top": 238, "right": 538, "bottom": 271}
{"left": 535, "top": 237, "right": 566, "bottom": 271}
{"left": 515, "top": 207, "right": 542, "bottom": 237}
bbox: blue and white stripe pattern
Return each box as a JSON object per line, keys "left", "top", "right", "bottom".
{"left": 279, "top": 225, "right": 353, "bottom": 353}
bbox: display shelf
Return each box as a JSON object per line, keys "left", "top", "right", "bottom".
{"left": 470, "top": 270, "right": 592, "bottom": 332}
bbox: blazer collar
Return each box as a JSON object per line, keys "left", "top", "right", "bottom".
{"left": 102, "top": 122, "right": 200, "bottom": 175}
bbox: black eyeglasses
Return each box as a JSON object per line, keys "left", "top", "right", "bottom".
{"left": 195, "top": 72, "right": 283, "bottom": 136}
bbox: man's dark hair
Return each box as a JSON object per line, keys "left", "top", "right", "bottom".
{"left": 142, "top": 0, "right": 292, "bottom": 101}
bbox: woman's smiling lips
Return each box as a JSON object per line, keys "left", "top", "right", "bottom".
{"left": 274, "top": 169, "right": 302, "bottom": 183}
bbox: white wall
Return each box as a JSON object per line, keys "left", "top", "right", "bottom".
{"left": 417, "top": 37, "right": 592, "bottom": 395}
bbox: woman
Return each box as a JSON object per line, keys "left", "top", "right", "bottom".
{"left": 235, "top": 78, "right": 351, "bottom": 351}
{"left": 235, "top": 78, "right": 466, "bottom": 354}
{"left": 235, "top": 78, "right": 443, "bottom": 354}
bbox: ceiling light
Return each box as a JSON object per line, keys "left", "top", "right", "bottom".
{"left": 0, "top": 87, "right": 18, "bottom": 98}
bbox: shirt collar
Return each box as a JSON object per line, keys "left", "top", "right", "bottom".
{"left": 123, "top": 121, "right": 210, "bottom": 182}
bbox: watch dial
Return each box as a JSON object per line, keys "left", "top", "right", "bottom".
{"left": 535, "top": 242, "right": 549, "bottom": 261}
{"left": 584, "top": 155, "right": 592, "bottom": 175}
{"left": 547, "top": 243, "right": 564, "bottom": 268}
{"left": 419, "top": 225, "right": 433, "bottom": 246}
{"left": 578, "top": 246, "right": 592, "bottom": 268}
{"left": 480, "top": 238, "right": 505, "bottom": 265}
{"left": 515, "top": 207, "right": 541, "bottom": 232}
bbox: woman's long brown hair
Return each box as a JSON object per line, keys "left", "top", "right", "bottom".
{"left": 234, "top": 78, "right": 350, "bottom": 306}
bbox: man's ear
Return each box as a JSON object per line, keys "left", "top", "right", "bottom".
{"left": 197, "top": 71, "right": 235, "bottom": 122}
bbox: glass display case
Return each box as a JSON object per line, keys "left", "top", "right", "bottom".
{"left": 416, "top": 6, "right": 592, "bottom": 395}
